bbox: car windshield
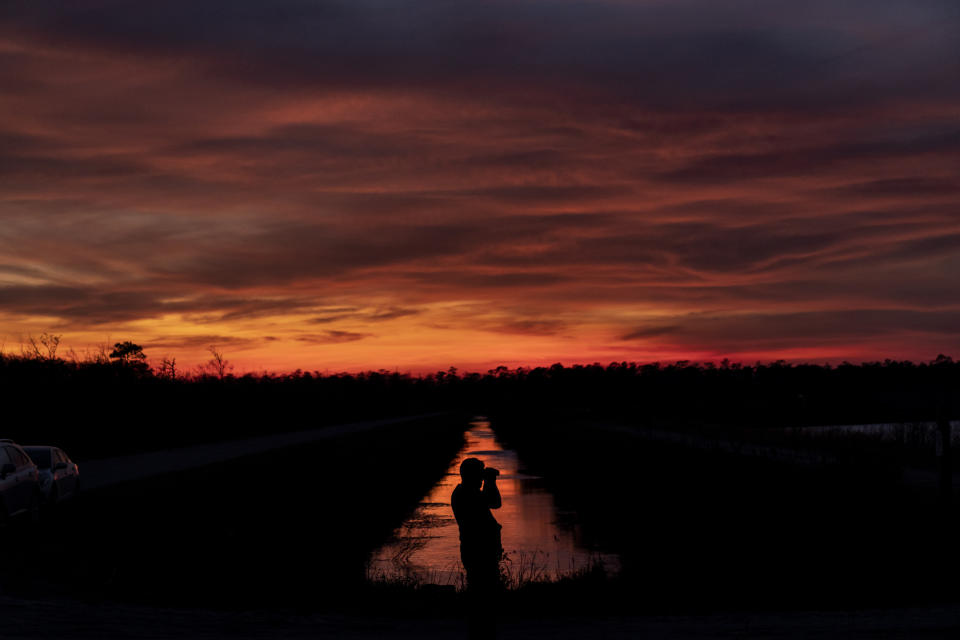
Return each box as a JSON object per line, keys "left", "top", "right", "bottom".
{"left": 24, "top": 448, "right": 51, "bottom": 469}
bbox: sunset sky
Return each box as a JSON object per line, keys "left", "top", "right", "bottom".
{"left": 1, "top": 1, "right": 958, "bottom": 373}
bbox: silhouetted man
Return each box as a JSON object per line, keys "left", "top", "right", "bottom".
{"left": 451, "top": 457, "right": 503, "bottom": 592}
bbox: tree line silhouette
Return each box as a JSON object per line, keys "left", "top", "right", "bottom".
{"left": 1, "top": 339, "right": 957, "bottom": 458}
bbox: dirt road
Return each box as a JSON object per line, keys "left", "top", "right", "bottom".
{"left": 80, "top": 413, "right": 445, "bottom": 491}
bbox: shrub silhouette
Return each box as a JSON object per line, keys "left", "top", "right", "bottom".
{"left": 0, "top": 343, "right": 956, "bottom": 460}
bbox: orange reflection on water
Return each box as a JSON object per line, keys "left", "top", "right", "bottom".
{"left": 367, "top": 418, "right": 619, "bottom": 587}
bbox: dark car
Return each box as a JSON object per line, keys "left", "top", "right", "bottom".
{"left": 0, "top": 440, "right": 42, "bottom": 523}
{"left": 23, "top": 446, "right": 80, "bottom": 505}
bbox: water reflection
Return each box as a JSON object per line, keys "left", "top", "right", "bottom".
{"left": 367, "top": 418, "right": 619, "bottom": 587}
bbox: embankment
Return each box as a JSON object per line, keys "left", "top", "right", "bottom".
{"left": 0, "top": 413, "right": 468, "bottom": 610}
{"left": 492, "top": 413, "right": 959, "bottom": 611}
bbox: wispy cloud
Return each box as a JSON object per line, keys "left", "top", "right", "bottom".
{"left": 1, "top": 1, "right": 958, "bottom": 369}
{"left": 295, "top": 331, "right": 371, "bottom": 345}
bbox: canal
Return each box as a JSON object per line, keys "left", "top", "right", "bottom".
{"left": 367, "top": 417, "right": 619, "bottom": 588}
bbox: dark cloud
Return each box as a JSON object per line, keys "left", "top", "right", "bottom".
{"left": 142, "top": 335, "right": 263, "bottom": 351}
{"left": 817, "top": 177, "right": 960, "bottom": 198}
{"left": 7, "top": 0, "right": 958, "bottom": 109}
{"left": 621, "top": 325, "right": 681, "bottom": 341}
{"left": 493, "top": 320, "right": 566, "bottom": 336}
{"left": 307, "top": 307, "right": 361, "bottom": 324}
{"left": 483, "top": 220, "right": 838, "bottom": 274}
{"left": 366, "top": 307, "right": 421, "bottom": 322}
{"left": 659, "top": 130, "right": 960, "bottom": 183}
{"left": 216, "top": 298, "right": 321, "bottom": 322}
{"left": 153, "top": 213, "right": 611, "bottom": 289}
{"left": 174, "top": 122, "right": 434, "bottom": 162}
{"left": 0, "top": 1, "right": 958, "bottom": 366}
{"left": 0, "top": 283, "right": 321, "bottom": 326}
{"left": 460, "top": 185, "right": 632, "bottom": 205}
{"left": 295, "top": 330, "right": 370, "bottom": 344}
{"left": 404, "top": 271, "right": 569, "bottom": 289}
{"left": 621, "top": 309, "right": 960, "bottom": 351}
{"left": 308, "top": 307, "right": 419, "bottom": 323}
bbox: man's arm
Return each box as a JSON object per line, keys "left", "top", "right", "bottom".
{"left": 481, "top": 469, "right": 502, "bottom": 509}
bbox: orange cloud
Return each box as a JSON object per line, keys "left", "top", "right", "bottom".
{"left": 1, "top": 2, "right": 959, "bottom": 372}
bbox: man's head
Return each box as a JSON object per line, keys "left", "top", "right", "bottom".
{"left": 459, "top": 457, "right": 485, "bottom": 489}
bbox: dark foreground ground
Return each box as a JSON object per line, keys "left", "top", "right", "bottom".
{"left": 0, "top": 414, "right": 467, "bottom": 610}
{"left": 493, "top": 413, "right": 960, "bottom": 611}
{"left": 4, "top": 592, "right": 960, "bottom": 639}
{"left": 4, "top": 411, "right": 960, "bottom": 638}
